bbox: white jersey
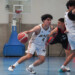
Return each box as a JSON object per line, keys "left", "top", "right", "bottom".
{"left": 65, "top": 12, "right": 75, "bottom": 34}
{"left": 29, "top": 24, "right": 51, "bottom": 46}
{"left": 65, "top": 12, "right": 75, "bottom": 50}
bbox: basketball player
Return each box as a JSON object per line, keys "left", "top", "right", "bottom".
{"left": 8, "top": 14, "right": 53, "bottom": 74}
{"left": 59, "top": 0, "right": 75, "bottom": 72}
{"left": 47, "top": 18, "right": 71, "bottom": 57}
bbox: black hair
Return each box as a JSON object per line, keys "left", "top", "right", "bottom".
{"left": 41, "top": 14, "right": 53, "bottom": 22}
{"left": 68, "top": 11, "right": 75, "bottom": 21}
{"left": 58, "top": 18, "right": 64, "bottom": 23}
{"left": 66, "top": 0, "right": 75, "bottom": 9}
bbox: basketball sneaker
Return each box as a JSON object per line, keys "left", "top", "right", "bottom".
{"left": 26, "top": 67, "right": 36, "bottom": 74}
{"left": 59, "top": 66, "right": 70, "bottom": 72}
{"left": 8, "top": 65, "right": 15, "bottom": 71}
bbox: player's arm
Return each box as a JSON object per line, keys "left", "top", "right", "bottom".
{"left": 64, "top": 30, "right": 69, "bottom": 34}
{"left": 46, "top": 27, "right": 58, "bottom": 46}
{"left": 50, "top": 25, "right": 54, "bottom": 30}
{"left": 68, "top": 9, "right": 75, "bottom": 21}
{"left": 46, "top": 27, "right": 58, "bottom": 43}
{"left": 48, "top": 27, "right": 58, "bottom": 37}
{"left": 24, "top": 25, "right": 40, "bottom": 35}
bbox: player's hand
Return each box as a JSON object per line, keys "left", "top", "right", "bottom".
{"left": 64, "top": 30, "right": 69, "bottom": 34}
{"left": 24, "top": 31, "right": 30, "bottom": 34}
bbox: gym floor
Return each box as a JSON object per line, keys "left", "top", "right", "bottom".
{"left": 0, "top": 57, "right": 75, "bottom": 75}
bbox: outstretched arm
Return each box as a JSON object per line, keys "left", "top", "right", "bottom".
{"left": 48, "top": 27, "right": 58, "bottom": 37}
{"left": 24, "top": 25, "right": 41, "bottom": 35}
{"left": 46, "top": 27, "right": 58, "bottom": 45}
{"left": 50, "top": 25, "right": 54, "bottom": 30}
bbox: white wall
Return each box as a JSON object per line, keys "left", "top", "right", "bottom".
{"left": 0, "top": 0, "right": 69, "bottom": 24}
{"left": 22, "top": 0, "right": 69, "bottom": 24}
{"left": 0, "top": 0, "right": 8, "bottom": 24}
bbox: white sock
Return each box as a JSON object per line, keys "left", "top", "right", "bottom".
{"left": 61, "top": 65, "right": 65, "bottom": 68}
{"left": 13, "top": 62, "right": 19, "bottom": 67}
{"left": 29, "top": 64, "right": 34, "bottom": 68}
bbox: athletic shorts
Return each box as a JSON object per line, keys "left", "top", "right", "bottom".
{"left": 26, "top": 43, "right": 46, "bottom": 56}
{"left": 67, "top": 34, "right": 75, "bottom": 50}
{"left": 48, "top": 34, "right": 71, "bottom": 50}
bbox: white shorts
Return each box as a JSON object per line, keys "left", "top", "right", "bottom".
{"left": 68, "top": 34, "right": 75, "bottom": 50}
{"left": 26, "top": 43, "right": 46, "bottom": 56}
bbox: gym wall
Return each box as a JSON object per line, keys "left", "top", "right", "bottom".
{"left": 0, "top": 0, "right": 68, "bottom": 56}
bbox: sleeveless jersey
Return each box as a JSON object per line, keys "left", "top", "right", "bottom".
{"left": 65, "top": 12, "right": 75, "bottom": 50}
{"left": 64, "top": 12, "right": 75, "bottom": 40}
{"left": 29, "top": 24, "right": 51, "bottom": 46}
{"left": 48, "top": 28, "right": 70, "bottom": 50}
{"left": 54, "top": 28, "right": 67, "bottom": 43}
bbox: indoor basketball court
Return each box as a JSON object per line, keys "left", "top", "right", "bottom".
{"left": 0, "top": 0, "right": 75, "bottom": 75}
{"left": 0, "top": 57, "right": 75, "bottom": 75}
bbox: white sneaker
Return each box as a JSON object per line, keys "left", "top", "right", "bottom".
{"left": 59, "top": 66, "right": 71, "bottom": 72}
{"left": 26, "top": 67, "right": 36, "bottom": 74}
{"left": 8, "top": 65, "right": 15, "bottom": 72}
{"left": 25, "top": 50, "right": 28, "bottom": 53}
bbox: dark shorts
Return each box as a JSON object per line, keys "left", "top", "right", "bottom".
{"left": 48, "top": 34, "right": 71, "bottom": 50}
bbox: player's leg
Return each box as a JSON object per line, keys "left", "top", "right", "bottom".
{"left": 8, "top": 43, "right": 35, "bottom": 71}
{"left": 17, "top": 53, "right": 33, "bottom": 64}
{"left": 59, "top": 36, "right": 75, "bottom": 72}
{"left": 26, "top": 46, "right": 46, "bottom": 74}
{"left": 61, "top": 34, "right": 71, "bottom": 58}
{"left": 26, "top": 55, "right": 45, "bottom": 74}
{"left": 59, "top": 52, "right": 75, "bottom": 72}
{"left": 65, "top": 49, "right": 70, "bottom": 58}
{"left": 65, "top": 43, "right": 71, "bottom": 58}
{"left": 63, "top": 52, "right": 75, "bottom": 66}
{"left": 33, "top": 55, "right": 45, "bottom": 66}
{"left": 59, "top": 34, "right": 72, "bottom": 72}
{"left": 8, "top": 53, "right": 33, "bottom": 71}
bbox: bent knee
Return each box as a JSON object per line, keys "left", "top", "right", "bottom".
{"left": 40, "top": 58, "right": 45, "bottom": 63}
{"left": 26, "top": 54, "right": 33, "bottom": 59}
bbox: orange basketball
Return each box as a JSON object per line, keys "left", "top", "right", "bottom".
{"left": 18, "top": 32, "right": 28, "bottom": 44}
